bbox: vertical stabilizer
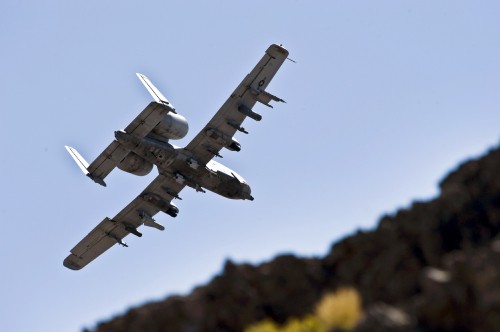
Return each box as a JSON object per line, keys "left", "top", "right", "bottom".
{"left": 64, "top": 146, "right": 106, "bottom": 186}
{"left": 136, "top": 73, "right": 176, "bottom": 113}
{"left": 65, "top": 146, "right": 89, "bottom": 175}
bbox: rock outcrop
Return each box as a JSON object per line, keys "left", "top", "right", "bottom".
{"left": 90, "top": 146, "right": 500, "bottom": 332}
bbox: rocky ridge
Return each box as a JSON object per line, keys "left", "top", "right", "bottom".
{"left": 90, "top": 145, "right": 500, "bottom": 332}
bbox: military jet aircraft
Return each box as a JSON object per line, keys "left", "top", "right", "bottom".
{"left": 63, "top": 44, "right": 289, "bottom": 270}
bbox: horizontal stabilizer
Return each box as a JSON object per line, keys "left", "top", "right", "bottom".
{"left": 65, "top": 146, "right": 106, "bottom": 186}
{"left": 136, "top": 73, "right": 176, "bottom": 113}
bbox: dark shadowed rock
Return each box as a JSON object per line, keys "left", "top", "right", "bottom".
{"left": 415, "top": 236, "right": 500, "bottom": 331}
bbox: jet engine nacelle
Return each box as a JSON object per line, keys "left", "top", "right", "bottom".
{"left": 152, "top": 112, "right": 189, "bottom": 140}
{"left": 117, "top": 152, "right": 153, "bottom": 176}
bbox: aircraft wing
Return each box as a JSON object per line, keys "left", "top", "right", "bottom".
{"left": 184, "top": 44, "right": 289, "bottom": 165}
{"left": 63, "top": 174, "right": 185, "bottom": 270}
{"left": 83, "top": 101, "right": 174, "bottom": 185}
{"left": 67, "top": 73, "right": 177, "bottom": 186}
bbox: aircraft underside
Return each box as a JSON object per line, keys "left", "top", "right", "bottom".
{"left": 114, "top": 130, "right": 253, "bottom": 200}
{"left": 63, "top": 44, "right": 288, "bottom": 269}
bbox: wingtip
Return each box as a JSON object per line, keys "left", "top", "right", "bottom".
{"left": 268, "top": 43, "right": 289, "bottom": 57}
{"left": 63, "top": 255, "right": 84, "bottom": 270}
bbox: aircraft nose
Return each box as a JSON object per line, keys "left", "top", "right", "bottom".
{"left": 242, "top": 183, "right": 254, "bottom": 201}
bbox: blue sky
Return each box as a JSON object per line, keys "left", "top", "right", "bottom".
{"left": 2, "top": 1, "right": 500, "bottom": 331}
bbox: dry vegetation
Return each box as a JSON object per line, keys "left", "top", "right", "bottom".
{"left": 245, "top": 287, "right": 362, "bottom": 332}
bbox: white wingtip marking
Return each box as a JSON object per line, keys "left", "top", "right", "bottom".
{"left": 65, "top": 145, "right": 90, "bottom": 175}
{"left": 135, "top": 73, "right": 172, "bottom": 107}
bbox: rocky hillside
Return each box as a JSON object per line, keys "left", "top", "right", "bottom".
{"left": 89, "top": 146, "right": 500, "bottom": 332}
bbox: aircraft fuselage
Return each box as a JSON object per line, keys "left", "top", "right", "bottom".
{"left": 114, "top": 130, "right": 253, "bottom": 201}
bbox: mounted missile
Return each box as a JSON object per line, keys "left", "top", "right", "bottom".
{"left": 205, "top": 128, "right": 241, "bottom": 152}
{"left": 174, "top": 172, "right": 206, "bottom": 194}
{"left": 237, "top": 104, "right": 262, "bottom": 121}
{"left": 227, "top": 120, "right": 248, "bottom": 134}
{"left": 195, "top": 184, "right": 206, "bottom": 193}
{"left": 142, "top": 193, "right": 179, "bottom": 217}
{"left": 107, "top": 233, "right": 128, "bottom": 247}
{"left": 162, "top": 186, "right": 182, "bottom": 200}
{"left": 250, "top": 88, "right": 286, "bottom": 107}
{"left": 123, "top": 224, "right": 143, "bottom": 237}
{"left": 139, "top": 211, "right": 165, "bottom": 230}
{"left": 205, "top": 146, "right": 223, "bottom": 158}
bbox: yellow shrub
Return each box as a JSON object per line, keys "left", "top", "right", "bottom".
{"left": 245, "top": 316, "right": 323, "bottom": 332}
{"left": 245, "top": 319, "right": 280, "bottom": 332}
{"left": 244, "top": 288, "right": 362, "bottom": 332}
{"left": 281, "top": 316, "right": 324, "bottom": 332}
{"left": 315, "top": 287, "right": 362, "bottom": 330}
